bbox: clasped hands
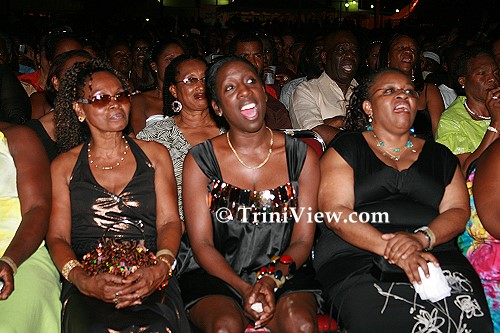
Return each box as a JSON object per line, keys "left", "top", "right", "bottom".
{"left": 74, "top": 263, "right": 168, "bottom": 309}
{"left": 381, "top": 232, "right": 439, "bottom": 285}
{"left": 243, "top": 277, "right": 277, "bottom": 329}
{"left": 0, "top": 261, "right": 14, "bottom": 300}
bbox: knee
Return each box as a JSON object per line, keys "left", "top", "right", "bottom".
{"left": 279, "top": 310, "right": 317, "bottom": 333}
{"left": 209, "top": 313, "right": 246, "bottom": 333}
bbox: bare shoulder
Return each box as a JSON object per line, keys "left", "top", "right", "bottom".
{"left": 51, "top": 143, "right": 83, "bottom": 177}
{"left": 132, "top": 138, "right": 171, "bottom": 164}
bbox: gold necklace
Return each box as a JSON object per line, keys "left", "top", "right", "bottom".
{"left": 88, "top": 135, "right": 129, "bottom": 170}
{"left": 227, "top": 127, "right": 273, "bottom": 169}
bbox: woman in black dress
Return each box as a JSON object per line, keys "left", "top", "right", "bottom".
{"left": 47, "top": 58, "right": 189, "bottom": 332}
{"left": 314, "top": 68, "right": 493, "bottom": 332}
{"left": 181, "top": 56, "right": 321, "bottom": 333}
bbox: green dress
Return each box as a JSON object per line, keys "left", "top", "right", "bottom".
{"left": 0, "top": 131, "right": 61, "bottom": 333}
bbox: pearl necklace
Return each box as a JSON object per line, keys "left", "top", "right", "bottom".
{"left": 88, "top": 135, "right": 129, "bottom": 170}
{"left": 227, "top": 127, "right": 273, "bottom": 169}
{"left": 464, "top": 100, "right": 491, "bottom": 120}
{"left": 372, "top": 131, "right": 416, "bottom": 161}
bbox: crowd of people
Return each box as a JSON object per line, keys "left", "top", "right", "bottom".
{"left": 0, "top": 13, "right": 499, "bottom": 333}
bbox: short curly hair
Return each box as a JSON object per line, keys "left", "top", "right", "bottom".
{"left": 54, "top": 58, "right": 129, "bottom": 153}
{"left": 344, "top": 67, "right": 407, "bottom": 132}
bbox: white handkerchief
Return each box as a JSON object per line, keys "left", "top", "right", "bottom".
{"left": 413, "top": 262, "right": 451, "bottom": 303}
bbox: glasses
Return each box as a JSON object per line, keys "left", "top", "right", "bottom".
{"left": 175, "top": 77, "right": 206, "bottom": 85}
{"left": 77, "top": 91, "right": 131, "bottom": 107}
{"left": 372, "top": 87, "right": 419, "bottom": 99}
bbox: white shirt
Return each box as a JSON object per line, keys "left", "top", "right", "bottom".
{"left": 289, "top": 71, "right": 357, "bottom": 129}
{"left": 438, "top": 84, "right": 458, "bottom": 109}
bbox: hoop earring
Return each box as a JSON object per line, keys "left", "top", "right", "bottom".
{"left": 171, "top": 100, "right": 183, "bottom": 113}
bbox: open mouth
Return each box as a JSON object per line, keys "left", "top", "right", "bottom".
{"left": 341, "top": 64, "right": 353, "bottom": 73}
{"left": 194, "top": 93, "right": 205, "bottom": 99}
{"left": 394, "top": 103, "right": 411, "bottom": 113}
{"left": 241, "top": 103, "right": 258, "bottom": 120}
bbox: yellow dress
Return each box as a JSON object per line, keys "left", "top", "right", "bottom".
{"left": 0, "top": 131, "right": 61, "bottom": 333}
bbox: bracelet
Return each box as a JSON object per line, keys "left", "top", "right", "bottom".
{"left": 414, "top": 226, "right": 436, "bottom": 251}
{"left": 61, "top": 259, "right": 82, "bottom": 283}
{"left": 0, "top": 256, "right": 18, "bottom": 275}
{"left": 157, "top": 256, "right": 173, "bottom": 279}
{"left": 156, "top": 249, "right": 177, "bottom": 271}
{"left": 487, "top": 126, "right": 499, "bottom": 134}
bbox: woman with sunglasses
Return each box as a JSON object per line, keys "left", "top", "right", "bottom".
{"left": 47, "top": 58, "right": 189, "bottom": 333}
{"left": 180, "top": 56, "right": 321, "bottom": 333}
{"left": 130, "top": 38, "right": 186, "bottom": 134}
{"left": 314, "top": 68, "right": 493, "bottom": 332}
{"left": 377, "top": 34, "right": 445, "bottom": 140}
{"left": 137, "top": 54, "right": 224, "bottom": 275}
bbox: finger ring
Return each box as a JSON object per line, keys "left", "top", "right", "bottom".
{"left": 113, "top": 297, "right": 119, "bottom": 304}
{"left": 115, "top": 291, "right": 121, "bottom": 297}
{"left": 136, "top": 294, "right": 141, "bottom": 300}
{"left": 493, "top": 96, "right": 498, "bottom": 100}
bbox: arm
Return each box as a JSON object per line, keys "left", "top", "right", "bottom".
{"left": 473, "top": 141, "right": 500, "bottom": 238}
{"left": 0, "top": 65, "right": 31, "bottom": 123}
{"left": 318, "top": 147, "right": 387, "bottom": 256}
{"left": 424, "top": 83, "right": 445, "bottom": 137}
{"left": 0, "top": 125, "right": 51, "bottom": 300}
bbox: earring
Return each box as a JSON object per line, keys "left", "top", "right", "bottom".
{"left": 366, "top": 115, "right": 373, "bottom": 131}
{"left": 78, "top": 115, "right": 85, "bottom": 122}
{"left": 171, "top": 100, "right": 183, "bottom": 113}
{"left": 461, "top": 85, "right": 465, "bottom": 89}
{"left": 411, "top": 69, "right": 415, "bottom": 82}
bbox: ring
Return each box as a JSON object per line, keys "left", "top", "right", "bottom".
{"left": 113, "top": 297, "right": 119, "bottom": 304}
{"left": 136, "top": 294, "right": 141, "bottom": 300}
{"left": 493, "top": 96, "right": 499, "bottom": 100}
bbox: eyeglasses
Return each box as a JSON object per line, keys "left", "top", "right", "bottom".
{"left": 175, "top": 77, "right": 206, "bottom": 85}
{"left": 372, "top": 87, "right": 419, "bottom": 99}
{"left": 77, "top": 91, "right": 131, "bottom": 107}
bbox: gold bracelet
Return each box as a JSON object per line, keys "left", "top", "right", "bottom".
{"left": 157, "top": 256, "right": 173, "bottom": 279}
{"left": 156, "top": 249, "right": 175, "bottom": 259}
{"left": 0, "top": 256, "right": 18, "bottom": 275}
{"left": 61, "top": 259, "right": 82, "bottom": 283}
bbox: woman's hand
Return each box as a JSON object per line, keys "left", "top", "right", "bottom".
{"left": 382, "top": 232, "right": 426, "bottom": 264}
{"left": 113, "top": 263, "right": 168, "bottom": 309}
{"left": 73, "top": 270, "right": 131, "bottom": 304}
{"left": 242, "top": 279, "right": 275, "bottom": 329}
{"left": 486, "top": 87, "right": 500, "bottom": 121}
{"left": 395, "top": 251, "right": 440, "bottom": 284}
{"left": 0, "top": 262, "right": 14, "bottom": 300}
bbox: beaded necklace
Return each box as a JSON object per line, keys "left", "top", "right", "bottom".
{"left": 88, "top": 135, "right": 129, "bottom": 170}
{"left": 372, "top": 131, "right": 416, "bottom": 161}
{"left": 464, "top": 99, "right": 491, "bottom": 120}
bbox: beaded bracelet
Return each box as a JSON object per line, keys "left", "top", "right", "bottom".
{"left": 61, "top": 259, "right": 82, "bottom": 283}
{"left": 487, "top": 126, "right": 499, "bottom": 134}
{"left": 0, "top": 256, "right": 18, "bottom": 275}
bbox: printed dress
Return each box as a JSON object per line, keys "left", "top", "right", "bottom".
{"left": 458, "top": 169, "right": 500, "bottom": 332}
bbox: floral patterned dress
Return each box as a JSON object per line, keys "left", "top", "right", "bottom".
{"left": 458, "top": 169, "right": 500, "bottom": 332}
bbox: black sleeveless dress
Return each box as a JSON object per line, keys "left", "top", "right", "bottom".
{"left": 314, "top": 132, "right": 492, "bottom": 332}
{"left": 61, "top": 136, "right": 190, "bottom": 333}
{"left": 180, "top": 135, "right": 321, "bottom": 309}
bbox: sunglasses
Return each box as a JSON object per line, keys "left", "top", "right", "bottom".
{"left": 77, "top": 91, "right": 131, "bottom": 107}
{"left": 175, "top": 77, "right": 206, "bottom": 86}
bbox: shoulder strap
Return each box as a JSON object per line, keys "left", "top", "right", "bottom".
{"left": 189, "top": 140, "right": 222, "bottom": 180}
{"left": 285, "top": 135, "right": 308, "bottom": 182}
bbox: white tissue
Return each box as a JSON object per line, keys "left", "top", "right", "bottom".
{"left": 413, "top": 262, "right": 451, "bottom": 302}
{"left": 251, "top": 302, "right": 263, "bottom": 313}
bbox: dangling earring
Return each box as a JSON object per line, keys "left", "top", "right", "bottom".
{"left": 171, "top": 100, "right": 183, "bottom": 113}
{"left": 411, "top": 69, "right": 415, "bottom": 82}
{"left": 366, "top": 114, "right": 373, "bottom": 131}
{"left": 78, "top": 115, "right": 85, "bottom": 122}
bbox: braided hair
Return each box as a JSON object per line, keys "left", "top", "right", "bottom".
{"left": 54, "top": 58, "right": 129, "bottom": 153}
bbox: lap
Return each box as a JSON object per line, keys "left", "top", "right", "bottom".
{"left": 0, "top": 246, "right": 61, "bottom": 333}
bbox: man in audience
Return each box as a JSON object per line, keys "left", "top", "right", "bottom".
{"left": 289, "top": 30, "right": 359, "bottom": 144}
{"left": 230, "top": 33, "right": 292, "bottom": 129}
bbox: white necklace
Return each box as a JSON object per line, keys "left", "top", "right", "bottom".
{"left": 88, "top": 135, "right": 129, "bottom": 170}
{"left": 464, "top": 100, "right": 491, "bottom": 120}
